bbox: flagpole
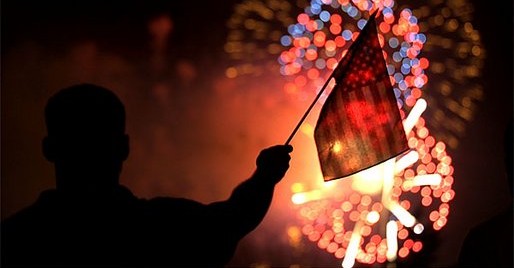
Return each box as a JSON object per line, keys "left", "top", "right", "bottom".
{"left": 284, "top": 76, "right": 334, "bottom": 145}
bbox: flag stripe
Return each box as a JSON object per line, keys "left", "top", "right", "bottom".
{"left": 362, "top": 83, "right": 389, "bottom": 162}
{"left": 351, "top": 86, "right": 378, "bottom": 165}
{"left": 346, "top": 89, "right": 369, "bottom": 169}
{"left": 376, "top": 79, "right": 402, "bottom": 155}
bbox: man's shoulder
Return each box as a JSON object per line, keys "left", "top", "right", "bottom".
{"left": 2, "top": 206, "right": 34, "bottom": 228}
{"left": 470, "top": 204, "right": 513, "bottom": 236}
{"left": 2, "top": 189, "right": 57, "bottom": 225}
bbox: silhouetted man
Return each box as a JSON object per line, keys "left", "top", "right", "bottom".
{"left": 1, "top": 84, "right": 293, "bottom": 267}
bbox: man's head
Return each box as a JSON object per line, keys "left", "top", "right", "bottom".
{"left": 43, "top": 84, "right": 129, "bottom": 193}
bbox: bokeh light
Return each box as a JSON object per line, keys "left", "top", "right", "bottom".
{"left": 0, "top": 0, "right": 497, "bottom": 267}
{"left": 225, "top": 0, "right": 301, "bottom": 79}
{"left": 273, "top": 0, "right": 484, "bottom": 149}
{"left": 225, "top": 0, "right": 472, "bottom": 266}
{"left": 289, "top": 98, "right": 455, "bottom": 266}
{"left": 278, "top": 0, "right": 429, "bottom": 113}
{"left": 222, "top": 0, "right": 483, "bottom": 266}
{"left": 408, "top": 0, "right": 485, "bottom": 149}
{"left": 275, "top": 0, "right": 459, "bottom": 266}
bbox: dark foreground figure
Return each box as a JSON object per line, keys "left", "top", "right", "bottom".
{"left": 1, "top": 84, "right": 293, "bottom": 267}
{"left": 458, "top": 120, "right": 513, "bottom": 267}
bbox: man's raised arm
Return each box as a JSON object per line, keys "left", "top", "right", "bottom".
{"left": 209, "top": 145, "right": 293, "bottom": 239}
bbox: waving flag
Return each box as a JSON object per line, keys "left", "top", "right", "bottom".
{"left": 314, "top": 13, "right": 408, "bottom": 181}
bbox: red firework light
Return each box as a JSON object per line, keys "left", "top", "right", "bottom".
{"left": 289, "top": 99, "right": 454, "bottom": 266}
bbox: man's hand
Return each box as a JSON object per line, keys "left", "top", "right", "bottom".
{"left": 255, "top": 145, "right": 293, "bottom": 185}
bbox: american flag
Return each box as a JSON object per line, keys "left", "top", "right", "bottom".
{"left": 314, "top": 12, "right": 408, "bottom": 181}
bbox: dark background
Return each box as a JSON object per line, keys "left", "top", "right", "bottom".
{"left": 2, "top": 0, "right": 512, "bottom": 266}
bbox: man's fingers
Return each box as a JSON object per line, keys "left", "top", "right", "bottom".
{"left": 267, "top": 145, "right": 293, "bottom": 154}
{"left": 284, "top": 145, "right": 293, "bottom": 153}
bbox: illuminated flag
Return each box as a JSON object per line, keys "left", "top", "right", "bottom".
{"left": 314, "top": 13, "right": 408, "bottom": 181}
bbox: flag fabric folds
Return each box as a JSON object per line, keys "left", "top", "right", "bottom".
{"left": 314, "top": 13, "right": 409, "bottom": 182}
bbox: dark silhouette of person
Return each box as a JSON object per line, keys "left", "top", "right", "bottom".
{"left": 458, "top": 120, "right": 513, "bottom": 267}
{"left": 1, "top": 84, "right": 293, "bottom": 267}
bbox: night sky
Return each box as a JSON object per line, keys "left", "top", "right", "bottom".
{"left": 2, "top": 0, "right": 512, "bottom": 267}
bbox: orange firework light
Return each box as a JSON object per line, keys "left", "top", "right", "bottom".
{"left": 280, "top": 0, "right": 455, "bottom": 267}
